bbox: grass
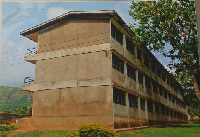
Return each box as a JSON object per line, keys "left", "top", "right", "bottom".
{"left": 120, "top": 124, "right": 200, "bottom": 137}
{"left": 10, "top": 123, "right": 200, "bottom": 137}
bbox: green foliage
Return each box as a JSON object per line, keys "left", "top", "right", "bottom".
{"left": 78, "top": 123, "right": 119, "bottom": 137}
{"left": 120, "top": 124, "right": 200, "bottom": 137}
{"left": 14, "top": 105, "right": 32, "bottom": 116}
{"left": 129, "top": 0, "right": 200, "bottom": 100}
{"left": 0, "top": 124, "right": 17, "bottom": 131}
{"left": 67, "top": 130, "right": 79, "bottom": 137}
{"left": 191, "top": 120, "right": 200, "bottom": 124}
{"left": 0, "top": 131, "right": 10, "bottom": 137}
{"left": 0, "top": 86, "right": 33, "bottom": 113}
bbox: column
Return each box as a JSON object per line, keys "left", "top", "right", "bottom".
{"left": 143, "top": 75, "right": 146, "bottom": 93}
{"left": 125, "top": 92, "right": 129, "bottom": 127}
{"left": 136, "top": 70, "right": 139, "bottom": 91}
{"left": 145, "top": 99, "right": 148, "bottom": 123}
{"left": 134, "top": 45, "right": 137, "bottom": 59}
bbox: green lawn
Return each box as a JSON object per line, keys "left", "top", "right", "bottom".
{"left": 10, "top": 124, "right": 200, "bottom": 137}
{"left": 120, "top": 124, "right": 200, "bottom": 137}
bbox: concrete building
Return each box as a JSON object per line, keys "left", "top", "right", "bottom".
{"left": 16, "top": 10, "right": 188, "bottom": 132}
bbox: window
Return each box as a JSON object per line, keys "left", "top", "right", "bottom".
{"left": 164, "top": 90, "right": 167, "bottom": 99}
{"left": 140, "top": 98, "right": 145, "bottom": 111}
{"left": 161, "top": 105, "right": 165, "bottom": 115}
{"left": 172, "top": 96, "right": 175, "bottom": 103}
{"left": 126, "top": 38, "right": 135, "bottom": 55}
{"left": 145, "top": 76, "right": 151, "bottom": 89}
{"left": 138, "top": 71, "right": 143, "bottom": 85}
{"left": 113, "top": 87, "right": 126, "bottom": 106}
{"left": 129, "top": 93, "right": 138, "bottom": 108}
{"left": 157, "top": 69, "right": 161, "bottom": 78}
{"left": 166, "top": 108, "right": 169, "bottom": 116}
{"left": 167, "top": 78, "right": 170, "bottom": 85}
{"left": 159, "top": 87, "right": 163, "bottom": 96}
{"left": 153, "top": 82, "right": 158, "bottom": 93}
{"left": 151, "top": 63, "right": 156, "bottom": 73}
{"left": 174, "top": 111, "right": 177, "bottom": 118}
{"left": 111, "top": 24, "right": 123, "bottom": 45}
{"left": 137, "top": 49, "right": 142, "bottom": 61}
{"left": 168, "top": 93, "right": 171, "bottom": 101}
{"left": 127, "top": 64, "right": 136, "bottom": 81}
{"left": 112, "top": 53, "right": 124, "bottom": 73}
{"left": 144, "top": 56, "right": 150, "bottom": 68}
{"left": 155, "top": 103, "right": 160, "bottom": 114}
{"left": 147, "top": 100, "right": 153, "bottom": 113}
{"left": 162, "top": 74, "right": 166, "bottom": 82}
{"left": 170, "top": 109, "right": 173, "bottom": 117}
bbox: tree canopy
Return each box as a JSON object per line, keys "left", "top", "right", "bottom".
{"left": 129, "top": 0, "right": 200, "bottom": 100}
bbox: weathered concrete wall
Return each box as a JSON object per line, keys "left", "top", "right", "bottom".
{"left": 38, "top": 19, "right": 110, "bottom": 54}
{"left": 35, "top": 50, "right": 112, "bottom": 84}
{"left": 30, "top": 86, "right": 114, "bottom": 130}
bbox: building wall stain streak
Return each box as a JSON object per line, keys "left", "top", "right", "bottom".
{"left": 14, "top": 10, "right": 188, "bottom": 133}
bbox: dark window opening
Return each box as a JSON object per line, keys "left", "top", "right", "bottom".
{"left": 113, "top": 87, "right": 126, "bottom": 106}
{"left": 144, "top": 56, "right": 150, "bottom": 68}
{"left": 161, "top": 105, "right": 165, "bottom": 115}
{"left": 162, "top": 74, "right": 166, "bottom": 82}
{"left": 129, "top": 93, "right": 138, "bottom": 109}
{"left": 157, "top": 69, "right": 161, "bottom": 78}
{"left": 137, "top": 49, "right": 142, "bottom": 61}
{"left": 166, "top": 108, "right": 169, "bottom": 116}
{"left": 145, "top": 76, "right": 151, "bottom": 89}
{"left": 155, "top": 103, "right": 160, "bottom": 114}
{"left": 172, "top": 96, "right": 175, "bottom": 103}
{"left": 167, "top": 78, "right": 170, "bottom": 85}
{"left": 168, "top": 93, "right": 171, "bottom": 101}
{"left": 126, "top": 38, "right": 135, "bottom": 55}
{"left": 140, "top": 98, "right": 145, "bottom": 111}
{"left": 174, "top": 111, "right": 177, "bottom": 118}
{"left": 111, "top": 24, "right": 123, "bottom": 45}
{"left": 159, "top": 87, "right": 163, "bottom": 96}
{"left": 138, "top": 71, "right": 143, "bottom": 85}
{"left": 151, "top": 63, "right": 156, "bottom": 73}
{"left": 127, "top": 64, "right": 136, "bottom": 81}
{"left": 112, "top": 53, "right": 124, "bottom": 73}
{"left": 147, "top": 100, "right": 153, "bottom": 113}
{"left": 170, "top": 109, "right": 173, "bottom": 117}
{"left": 164, "top": 90, "right": 167, "bottom": 99}
{"left": 153, "top": 82, "right": 158, "bottom": 93}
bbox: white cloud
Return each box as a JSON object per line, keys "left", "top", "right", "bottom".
{"left": 47, "top": 7, "right": 73, "bottom": 19}
{"left": 164, "top": 65, "right": 176, "bottom": 75}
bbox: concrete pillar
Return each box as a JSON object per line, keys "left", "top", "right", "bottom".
{"left": 136, "top": 70, "right": 139, "bottom": 91}
{"left": 138, "top": 96, "right": 141, "bottom": 118}
{"left": 143, "top": 75, "right": 146, "bottom": 93}
{"left": 125, "top": 92, "right": 129, "bottom": 127}
{"left": 124, "top": 62, "right": 127, "bottom": 76}
{"left": 134, "top": 45, "right": 137, "bottom": 59}
{"left": 153, "top": 102, "right": 155, "bottom": 121}
{"left": 145, "top": 99, "right": 148, "bottom": 122}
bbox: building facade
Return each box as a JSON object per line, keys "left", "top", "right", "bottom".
{"left": 16, "top": 10, "right": 187, "bottom": 132}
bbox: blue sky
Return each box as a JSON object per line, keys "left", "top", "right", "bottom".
{"left": 0, "top": 1, "right": 172, "bottom": 87}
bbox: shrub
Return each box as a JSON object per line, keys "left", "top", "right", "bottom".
{"left": 78, "top": 123, "right": 119, "bottom": 137}
{"left": 9, "top": 123, "right": 17, "bottom": 131}
{"left": 0, "top": 131, "right": 9, "bottom": 137}
{"left": 67, "top": 130, "right": 79, "bottom": 137}
{"left": 192, "top": 120, "right": 200, "bottom": 124}
{"left": 0, "top": 125, "right": 10, "bottom": 131}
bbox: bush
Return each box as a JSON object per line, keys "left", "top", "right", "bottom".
{"left": 78, "top": 123, "right": 119, "bottom": 137}
{"left": 67, "top": 130, "right": 79, "bottom": 137}
{"left": 191, "top": 120, "right": 200, "bottom": 124}
{"left": 0, "top": 125, "right": 10, "bottom": 131}
{"left": 0, "top": 124, "right": 17, "bottom": 131}
{"left": 0, "top": 131, "right": 9, "bottom": 137}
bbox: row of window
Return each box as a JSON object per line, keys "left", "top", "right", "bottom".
{"left": 111, "top": 24, "right": 183, "bottom": 97}
{"left": 113, "top": 87, "right": 187, "bottom": 120}
{"left": 112, "top": 53, "right": 185, "bottom": 108}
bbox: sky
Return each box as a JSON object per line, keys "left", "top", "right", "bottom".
{"left": 0, "top": 1, "right": 173, "bottom": 87}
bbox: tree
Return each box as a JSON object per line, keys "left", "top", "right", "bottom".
{"left": 14, "top": 105, "right": 32, "bottom": 116}
{"left": 129, "top": 0, "right": 200, "bottom": 99}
